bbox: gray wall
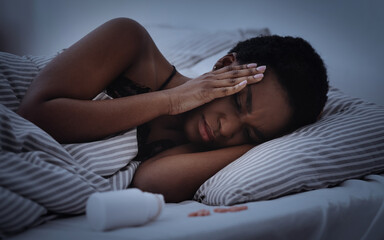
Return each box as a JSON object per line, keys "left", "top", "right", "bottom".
{"left": 1, "top": 0, "right": 383, "bottom": 105}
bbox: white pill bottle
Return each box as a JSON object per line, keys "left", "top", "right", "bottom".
{"left": 86, "top": 188, "right": 165, "bottom": 231}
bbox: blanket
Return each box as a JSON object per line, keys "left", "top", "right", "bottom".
{"left": 0, "top": 53, "right": 140, "bottom": 236}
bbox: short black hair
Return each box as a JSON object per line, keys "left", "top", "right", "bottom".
{"left": 229, "top": 35, "right": 329, "bottom": 133}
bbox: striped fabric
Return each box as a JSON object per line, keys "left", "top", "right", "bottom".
{"left": 0, "top": 52, "right": 139, "bottom": 235}
{"left": 0, "top": 105, "right": 113, "bottom": 233}
{"left": 194, "top": 87, "right": 384, "bottom": 205}
{"left": 0, "top": 52, "right": 50, "bottom": 111}
{"left": 62, "top": 92, "right": 139, "bottom": 187}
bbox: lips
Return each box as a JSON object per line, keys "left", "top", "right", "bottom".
{"left": 199, "top": 116, "right": 215, "bottom": 142}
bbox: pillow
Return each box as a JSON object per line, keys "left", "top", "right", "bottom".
{"left": 146, "top": 25, "right": 270, "bottom": 70}
{"left": 194, "top": 87, "right": 384, "bottom": 205}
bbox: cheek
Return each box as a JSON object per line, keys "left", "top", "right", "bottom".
{"left": 183, "top": 111, "right": 199, "bottom": 141}
{"left": 184, "top": 97, "right": 244, "bottom": 147}
{"left": 219, "top": 132, "right": 247, "bottom": 147}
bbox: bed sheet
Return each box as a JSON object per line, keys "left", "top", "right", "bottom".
{"left": 9, "top": 173, "right": 384, "bottom": 240}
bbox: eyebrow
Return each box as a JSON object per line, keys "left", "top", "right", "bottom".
{"left": 246, "top": 87, "right": 267, "bottom": 142}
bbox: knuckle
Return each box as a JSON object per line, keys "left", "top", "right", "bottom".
{"left": 226, "top": 66, "right": 233, "bottom": 71}
{"left": 200, "top": 72, "right": 211, "bottom": 79}
{"left": 231, "top": 70, "right": 240, "bottom": 76}
{"left": 228, "top": 78, "right": 236, "bottom": 84}
{"left": 204, "top": 73, "right": 215, "bottom": 79}
{"left": 202, "top": 81, "right": 213, "bottom": 88}
{"left": 221, "top": 88, "right": 229, "bottom": 95}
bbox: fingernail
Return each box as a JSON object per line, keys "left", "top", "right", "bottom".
{"left": 238, "top": 80, "right": 247, "bottom": 86}
{"left": 247, "top": 63, "right": 257, "bottom": 68}
{"left": 254, "top": 73, "right": 264, "bottom": 80}
{"left": 256, "top": 65, "right": 266, "bottom": 72}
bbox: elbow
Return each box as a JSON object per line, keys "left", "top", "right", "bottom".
{"left": 131, "top": 163, "right": 190, "bottom": 203}
{"left": 17, "top": 96, "right": 51, "bottom": 130}
{"left": 130, "top": 168, "right": 155, "bottom": 193}
{"left": 17, "top": 100, "right": 41, "bottom": 124}
{"left": 131, "top": 167, "right": 168, "bottom": 200}
{"left": 17, "top": 99, "right": 66, "bottom": 142}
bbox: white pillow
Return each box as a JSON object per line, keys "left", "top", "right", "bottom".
{"left": 146, "top": 25, "right": 270, "bottom": 70}
{"left": 194, "top": 87, "right": 384, "bottom": 205}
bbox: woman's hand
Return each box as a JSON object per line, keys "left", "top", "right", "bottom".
{"left": 165, "top": 63, "right": 266, "bottom": 115}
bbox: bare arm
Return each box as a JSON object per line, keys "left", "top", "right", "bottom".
{"left": 131, "top": 144, "right": 254, "bottom": 203}
{"left": 17, "top": 18, "right": 172, "bottom": 143}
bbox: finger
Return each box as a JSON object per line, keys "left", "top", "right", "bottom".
{"left": 211, "top": 77, "right": 245, "bottom": 87}
{"left": 213, "top": 63, "right": 255, "bottom": 74}
{"left": 215, "top": 65, "right": 266, "bottom": 80}
{"left": 212, "top": 80, "right": 247, "bottom": 98}
{"left": 236, "top": 73, "right": 264, "bottom": 85}
{"left": 212, "top": 73, "right": 263, "bottom": 88}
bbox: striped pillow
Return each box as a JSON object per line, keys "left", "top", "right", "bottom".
{"left": 194, "top": 87, "right": 384, "bottom": 205}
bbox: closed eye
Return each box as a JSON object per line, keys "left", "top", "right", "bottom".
{"left": 244, "top": 128, "right": 253, "bottom": 142}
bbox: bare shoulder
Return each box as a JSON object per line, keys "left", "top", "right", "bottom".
{"left": 18, "top": 18, "right": 156, "bottom": 107}
{"left": 95, "top": 17, "right": 150, "bottom": 49}
{"left": 104, "top": 17, "right": 145, "bottom": 32}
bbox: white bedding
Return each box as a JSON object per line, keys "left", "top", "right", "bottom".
{"left": 10, "top": 173, "right": 384, "bottom": 240}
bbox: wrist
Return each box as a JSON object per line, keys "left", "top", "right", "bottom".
{"left": 158, "top": 90, "right": 176, "bottom": 115}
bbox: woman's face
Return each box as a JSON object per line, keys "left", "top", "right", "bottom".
{"left": 184, "top": 69, "right": 292, "bottom": 148}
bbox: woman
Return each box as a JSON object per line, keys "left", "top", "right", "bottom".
{"left": 17, "top": 18, "right": 328, "bottom": 202}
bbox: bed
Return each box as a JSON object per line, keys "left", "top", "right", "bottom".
{"left": 1, "top": 25, "right": 384, "bottom": 240}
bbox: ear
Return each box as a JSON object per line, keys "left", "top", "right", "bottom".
{"left": 213, "top": 53, "right": 237, "bottom": 71}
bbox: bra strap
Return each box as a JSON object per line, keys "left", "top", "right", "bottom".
{"left": 159, "top": 65, "right": 177, "bottom": 90}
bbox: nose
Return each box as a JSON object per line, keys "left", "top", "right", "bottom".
{"left": 217, "top": 113, "right": 243, "bottom": 140}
